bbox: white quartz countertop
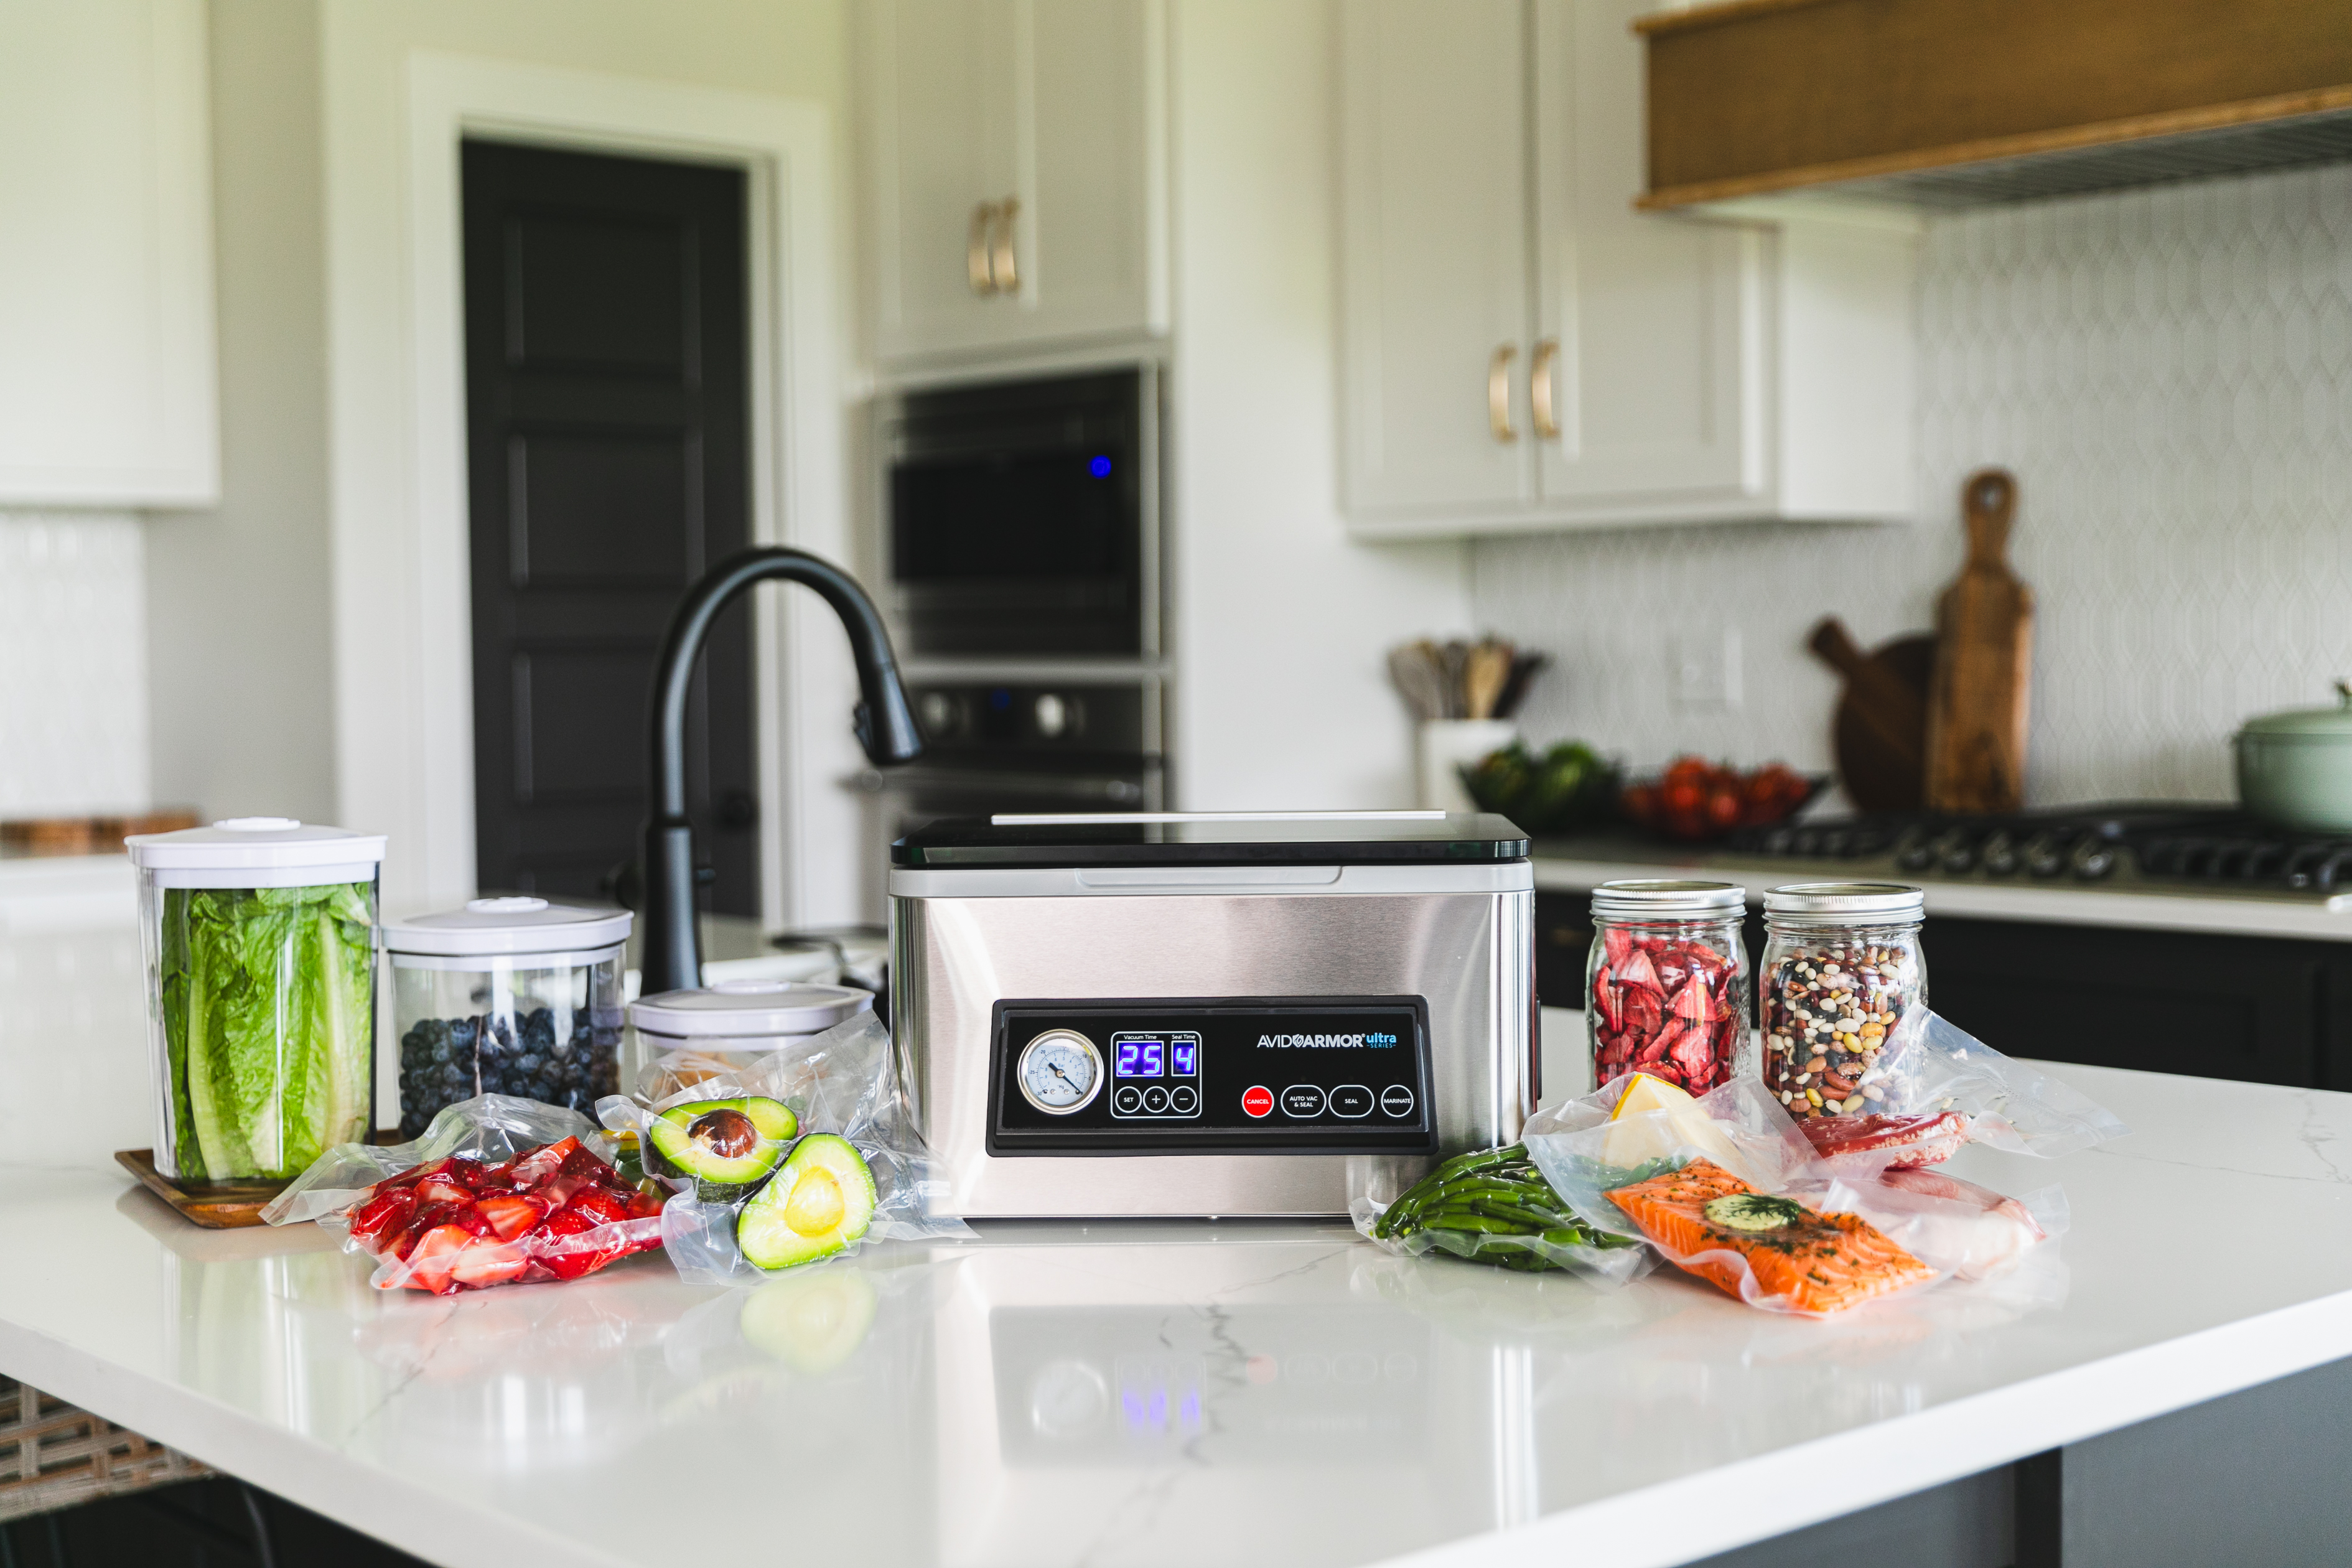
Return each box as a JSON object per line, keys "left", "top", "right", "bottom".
{"left": 1533, "top": 847, "right": 2352, "bottom": 941}
{"left": 4, "top": 1062, "right": 2351, "bottom": 1568}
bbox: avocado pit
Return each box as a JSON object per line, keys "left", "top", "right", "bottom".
{"left": 689, "top": 1107, "right": 760, "bottom": 1159}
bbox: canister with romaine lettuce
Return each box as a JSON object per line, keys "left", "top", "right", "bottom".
{"left": 129, "top": 819, "right": 386, "bottom": 1184}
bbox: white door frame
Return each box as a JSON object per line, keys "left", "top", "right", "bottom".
{"left": 326, "top": 51, "right": 852, "bottom": 926}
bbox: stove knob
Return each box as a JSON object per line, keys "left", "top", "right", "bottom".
{"left": 2023, "top": 831, "right": 2069, "bottom": 878}
{"left": 1981, "top": 830, "right": 2020, "bottom": 877}
{"left": 2070, "top": 837, "right": 2117, "bottom": 880}
{"left": 1034, "top": 693, "right": 1068, "bottom": 738}
{"left": 1894, "top": 829, "right": 1936, "bottom": 873}
{"left": 1932, "top": 827, "right": 1976, "bottom": 875}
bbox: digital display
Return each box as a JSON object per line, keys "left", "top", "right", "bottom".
{"left": 992, "top": 1002, "right": 1432, "bottom": 1155}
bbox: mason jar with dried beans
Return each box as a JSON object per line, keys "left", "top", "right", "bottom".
{"left": 1586, "top": 880, "right": 1750, "bottom": 1094}
{"left": 1759, "top": 884, "right": 1926, "bottom": 1120}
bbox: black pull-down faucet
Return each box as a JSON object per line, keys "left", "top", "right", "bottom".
{"left": 638, "top": 548, "right": 923, "bottom": 997}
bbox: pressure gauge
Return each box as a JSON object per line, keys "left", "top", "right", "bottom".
{"left": 1017, "top": 1029, "right": 1103, "bottom": 1114}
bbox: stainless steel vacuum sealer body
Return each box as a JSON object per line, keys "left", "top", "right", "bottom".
{"left": 889, "top": 814, "right": 1535, "bottom": 1220}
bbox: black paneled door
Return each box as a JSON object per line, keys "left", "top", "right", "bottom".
{"left": 462, "top": 140, "right": 758, "bottom": 915}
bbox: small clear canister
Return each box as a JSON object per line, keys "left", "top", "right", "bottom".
{"left": 381, "top": 897, "right": 632, "bottom": 1137}
{"left": 1759, "top": 882, "right": 1926, "bottom": 1122}
{"left": 1585, "top": 879, "right": 1750, "bottom": 1094}
{"left": 628, "top": 979, "right": 875, "bottom": 1099}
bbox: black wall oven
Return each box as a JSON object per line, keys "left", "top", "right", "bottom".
{"left": 884, "top": 368, "right": 1157, "bottom": 659}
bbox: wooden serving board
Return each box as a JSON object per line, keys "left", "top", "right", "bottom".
{"left": 1925, "top": 469, "right": 2034, "bottom": 813}
{"left": 116, "top": 1131, "right": 404, "bottom": 1229}
{"left": 1808, "top": 618, "right": 1934, "bottom": 811}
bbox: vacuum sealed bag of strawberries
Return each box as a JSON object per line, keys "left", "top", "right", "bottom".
{"left": 260, "top": 1096, "right": 663, "bottom": 1294}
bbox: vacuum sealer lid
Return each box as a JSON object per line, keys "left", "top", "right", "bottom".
{"left": 891, "top": 810, "right": 1529, "bottom": 868}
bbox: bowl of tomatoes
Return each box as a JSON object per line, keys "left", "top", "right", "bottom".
{"left": 1618, "top": 757, "right": 1826, "bottom": 842}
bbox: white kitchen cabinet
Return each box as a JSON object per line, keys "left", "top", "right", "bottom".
{"left": 0, "top": 1, "right": 218, "bottom": 507}
{"left": 864, "top": 0, "right": 1167, "bottom": 363}
{"left": 1338, "top": 0, "right": 1914, "bottom": 536}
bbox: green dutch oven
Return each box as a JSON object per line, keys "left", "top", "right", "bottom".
{"left": 2236, "top": 681, "right": 2352, "bottom": 833}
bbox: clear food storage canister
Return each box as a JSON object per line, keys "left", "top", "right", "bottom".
{"left": 628, "top": 979, "right": 875, "bottom": 1096}
{"left": 1760, "top": 883, "right": 1926, "bottom": 1122}
{"left": 1585, "top": 880, "right": 1750, "bottom": 1094}
{"left": 381, "top": 897, "right": 631, "bottom": 1137}
{"left": 128, "top": 818, "right": 386, "bottom": 1185}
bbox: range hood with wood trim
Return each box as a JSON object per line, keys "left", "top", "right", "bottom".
{"left": 1640, "top": 0, "right": 2352, "bottom": 211}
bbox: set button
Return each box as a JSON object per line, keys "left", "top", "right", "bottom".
{"left": 1113, "top": 1085, "right": 1143, "bottom": 1114}
{"left": 1280, "top": 1085, "right": 1325, "bottom": 1117}
{"left": 1380, "top": 1085, "right": 1416, "bottom": 1118}
{"left": 1327, "top": 1085, "right": 1374, "bottom": 1118}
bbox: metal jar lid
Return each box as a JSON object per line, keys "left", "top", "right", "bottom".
{"left": 382, "top": 895, "right": 632, "bottom": 958}
{"left": 628, "top": 979, "right": 874, "bottom": 1039}
{"left": 1762, "top": 882, "right": 1925, "bottom": 919}
{"left": 1589, "top": 879, "right": 1747, "bottom": 919}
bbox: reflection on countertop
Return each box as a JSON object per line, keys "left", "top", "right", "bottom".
{"left": 8, "top": 1060, "right": 2352, "bottom": 1567}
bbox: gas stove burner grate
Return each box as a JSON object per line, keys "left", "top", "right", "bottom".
{"left": 1729, "top": 805, "right": 2352, "bottom": 890}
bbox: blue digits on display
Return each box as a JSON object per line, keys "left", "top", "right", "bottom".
{"left": 1171, "top": 1040, "right": 1197, "bottom": 1076}
{"left": 1116, "top": 1040, "right": 1164, "bottom": 1078}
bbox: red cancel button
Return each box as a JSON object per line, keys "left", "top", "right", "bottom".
{"left": 1241, "top": 1085, "right": 1275, "bottom": 1119}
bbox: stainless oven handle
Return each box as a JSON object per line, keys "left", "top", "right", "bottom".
{"left": 854, "top": 766, "right": 1146, "bottom": 804}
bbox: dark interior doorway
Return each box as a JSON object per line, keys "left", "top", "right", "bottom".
{"left": 462, "top": 139, "right": 759, "bottom": 917}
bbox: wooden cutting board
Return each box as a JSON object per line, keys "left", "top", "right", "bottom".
{"left": 1807, "top": 618, "right": 1934, "bottom": 811}
{"left": 1925, "top": 469, "right": 2033, "bottom": 813}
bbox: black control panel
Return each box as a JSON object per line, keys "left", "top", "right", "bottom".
{"left": 987, "top": 996, "right": 1435, "bottom": 1156}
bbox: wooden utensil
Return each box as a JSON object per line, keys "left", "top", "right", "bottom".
{"left": 1463, "top": 639, "right": 1515, "bottom": 719}
{"left": 1925, "top": 469, "right": 2033, "bottom": 813}
{"left": 1807, "top": 617, "right": 1934, "bottom": 811}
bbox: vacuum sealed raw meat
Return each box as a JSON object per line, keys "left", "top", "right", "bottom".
{"left": 1803, "top": 1012, "right": 2129, "bottom": 1170}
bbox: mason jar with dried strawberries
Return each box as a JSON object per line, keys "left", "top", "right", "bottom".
{"left": 1759, "top": 883, "right": 1926, "bottom": 1121}
{"left": 1586, "top": 880, "right": 1750, "bottom": 1094}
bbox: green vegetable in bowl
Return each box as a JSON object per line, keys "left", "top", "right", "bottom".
{"left": 1460, "top": 740, "right": 1618, "bottom": 834}
{"left": 160, "top": 883, "right": 375, "bottom": 1182}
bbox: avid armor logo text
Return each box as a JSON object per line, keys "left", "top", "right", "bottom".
{"left": 1255, "top": 1031, "right": 1398, "bottom": 1048}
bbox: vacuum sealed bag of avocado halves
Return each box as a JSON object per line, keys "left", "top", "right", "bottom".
{"left": 597, "top": 1010, "right": 973, "bottom": 1284}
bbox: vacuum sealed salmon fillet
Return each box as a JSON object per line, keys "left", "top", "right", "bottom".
{"left": 1607, "top": 1157, "right": 1936, "bottom": 1314}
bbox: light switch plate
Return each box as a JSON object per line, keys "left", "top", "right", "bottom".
{"left": 1669, "top": 625, "right": 1742, "bottom": 710}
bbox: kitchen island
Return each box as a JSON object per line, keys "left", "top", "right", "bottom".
{"left": 1, "top": 1062, "right": 2348, "bottom": 1568}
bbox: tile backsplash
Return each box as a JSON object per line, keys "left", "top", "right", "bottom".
{"left": 1473, "top": 162, "right": 2352, "bottom": 808}
{"left": 0, "top": 512, "right": 151, "bottom": 817}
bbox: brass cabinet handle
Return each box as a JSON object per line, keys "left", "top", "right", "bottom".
{"left": 968, "top": 201, "right": 998, "bottom": 296}
{"left": 1531, "top": 338, "right": 1560, "bottom": 441}
{"left": 1488, "top": 344, "right": 1517, "bottom": 442}
{"left": 989, "top": 195, "right": 1021, "bottom": 294}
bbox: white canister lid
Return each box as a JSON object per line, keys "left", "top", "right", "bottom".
{"left": 382, "top": 895, "right": 633, "bottom": 958}
{"left": 126, "top": 818, "right": 387, "bottom": 888}
{"left": 629, "top": 980, "right": 874, "bottom": 1038}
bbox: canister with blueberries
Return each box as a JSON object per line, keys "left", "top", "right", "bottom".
{"left": 381, "top": 897, "right": 631, "bottom": 1137}
{"left": 1758, "top": 883, "right": 1926, "bottom": 1121}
